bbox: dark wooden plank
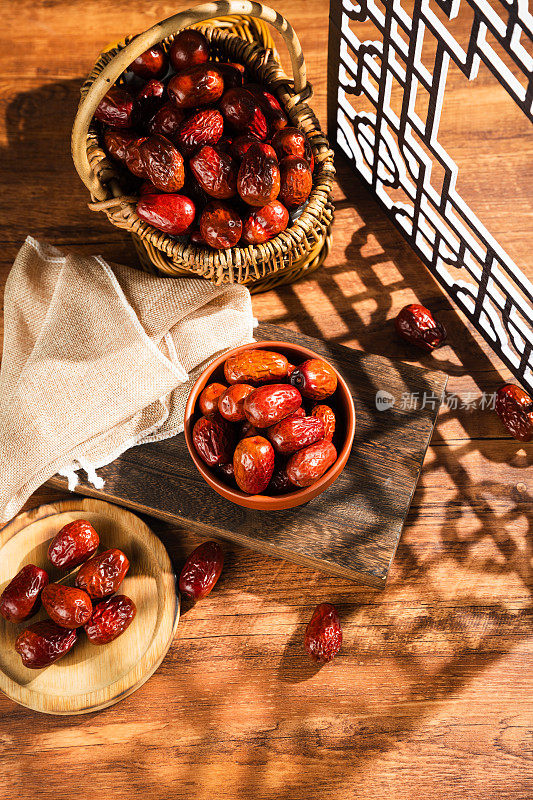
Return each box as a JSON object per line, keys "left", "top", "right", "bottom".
{"left": 49, "top": 323, "right": 447, "bottom": 587}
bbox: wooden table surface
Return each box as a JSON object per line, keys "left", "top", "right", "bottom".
{"left": 1, "top": 2, "right": 531, "bottom": 798}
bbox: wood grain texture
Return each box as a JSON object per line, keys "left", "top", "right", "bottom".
{"left": 0, "top": 1, "right": 531, "bottom": 798}
{"left": 0, "top": 499, "right": 179, "bottom": 714}
{"left": 49, "top": 323, "right": 447, "bottom": 587}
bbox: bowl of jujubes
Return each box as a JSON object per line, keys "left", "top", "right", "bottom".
{"left": 92, "top": 27, "right": 318, "bottom": 248}
{"left": 184, "top": 341, "right": 356, "bottom": 510}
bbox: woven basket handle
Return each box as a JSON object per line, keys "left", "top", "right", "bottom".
{"left": 72, "top": 0, "right": 306, "bottom": 199}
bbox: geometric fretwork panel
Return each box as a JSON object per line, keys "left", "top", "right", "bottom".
{"left": 328, "top": 0, "right": 533, "bottom": 392}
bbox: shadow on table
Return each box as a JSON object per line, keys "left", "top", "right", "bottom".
{"left": 208, "top": 153, "right": 531, "bottom": 795}
{"left": 1, "top": 79, "right": 138, "bottom": 275}
{"left": 255, "top": 152, "right": 517, "bottom": 449}
{"left": 2, "top": 82, "right": 532, "bottom": 800}
{"left": 12, "top": 474, "right": 531, "bottom": 800}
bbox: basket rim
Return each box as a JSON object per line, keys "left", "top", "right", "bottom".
{"left": 81, "top": 19, "right": 335, "bottom": 281}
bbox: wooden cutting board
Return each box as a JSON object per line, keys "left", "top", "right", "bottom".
{"left": 49, "top": 324, "right": 446, "bottom": 588}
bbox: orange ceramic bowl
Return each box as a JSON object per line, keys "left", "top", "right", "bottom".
{"left": 184, "top": 341, "right": 356, "bottom": 510}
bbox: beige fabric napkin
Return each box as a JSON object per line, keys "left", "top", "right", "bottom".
{"left": 0, "top": 236, "right": 255, "bottom": 523}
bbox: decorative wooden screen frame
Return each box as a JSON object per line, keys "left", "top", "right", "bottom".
{"left": 327, "top": 0, "right": 533, "bottom": 392}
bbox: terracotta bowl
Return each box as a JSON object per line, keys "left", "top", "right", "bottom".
{"left": 184, "top": 341, "right": 356, "bottom": 510}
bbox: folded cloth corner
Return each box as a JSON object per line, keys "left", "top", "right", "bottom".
{"left": 0, "top": 236, "right": 254, "bottom": 523}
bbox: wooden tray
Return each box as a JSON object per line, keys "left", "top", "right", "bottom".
{"left": 0, "top": 498, "right": 179, "bottom": 715}
{"left": 50, "top": 324, "right": 447, "bottom": 588}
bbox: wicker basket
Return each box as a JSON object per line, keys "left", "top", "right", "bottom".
{"left": 71, "top": 1, "right": 335, "bottom": 293}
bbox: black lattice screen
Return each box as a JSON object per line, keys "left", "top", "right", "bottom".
{"left": 327, "top": 0, "right": 533, "bottom": 392}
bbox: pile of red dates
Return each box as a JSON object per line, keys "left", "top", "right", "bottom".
{"left": 94, "top": 29, "right": 315, "bottom": 248}
{"left": 193, "top": 347, "right": 341, "bottom": 495}
{"left": 0, "top": 520, "right": 136, "bottom": 668}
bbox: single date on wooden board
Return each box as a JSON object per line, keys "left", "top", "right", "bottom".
{"left": 49, "top": 324, "right": 447, "bottom": 588}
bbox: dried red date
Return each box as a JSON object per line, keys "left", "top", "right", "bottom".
{"left": 139, "top": 134, "right": 184, "bottom": 192}
{"left": 304, "top": 603, "right": 342, "bottom": 663}
{"left": 311, "top": 404, "right": 336, "bottom": 441}
{"left": 189, "top": 228, "right": 206, "bottom": 245}
{"left": 199, "top": 201, "right": 242, "bottom": 249}
{"left": 395, "top": 303, "right": 447, "bottom": 351}
{"left": 137, "top": 193, "right": 195, "bottom": 235}
{"left": 75, "top": 548, "right": 130, "bottom": 599}
{"left": 290, "top": 358, "right": 338, "bottom": 401}
{"left": 255, "top": 143, "right": 277, "bottom": 159}
{"left": 104, "top": 129, "right": 136, "bottom": 163}
{"left": 216, "top": 461, "right": 236, "bottom": 486}
{"left": 231, "top": 138, "right": 277, "bottom": 163}
{"left": 176, "top": 109, "right": 224, "bottom": 156}
{"left": 48, "top": 519, "right": 99, "bottom": 569}
{"left": 136, "top": 79, "right": 165, "bottom": 119}
{"left": 237, "top": 143, "right": 280, "bottom": 207}
{"left": 15, "top": 621, "right": 77, "bottom": 669}
{"left": 242, "top": 200, "right": 289, "bottom": 244}
{"left": 278, "top": 156, "right": 312, "bottom": 208}
{"left": 244, "top": 384, "right": 302, "bottom": 428}
{"left": 42, "top": 583, "right": 93, "bottom": 629}
{"left": 224, "top": 349, "right": 289, "bottom": 384}
{"left": 190, "top": 145, "right": 237, "bottom": 199}
{"left": 215, "top": 63, "right": 244, "bottom": 89}
{"left": 84, "top": 595, "right": 136, "bottom": 644}
{"left": 271, "top": 127, "right": 314, "bottom": 170}
{"left": 225, "top": 62, "right": 245, "bottom": 77}
{"left": 285, "top": 406, "right": 305, "bottom": 421}
{"left": 215, "top": 135, "right": 233, "bottom": 153}
{"left": 239, "top": 419, "right": 259, "bottom": 440}
{"left": 246, "top": 84, "right": 288, "bottom": 132}
{"left": 219, "top": 88, "right": 268, "bottom": 139}
{"left": 218, "top": 383, "right": 255, "bottom": 422}
{"left": 0, "top": 565, "right": 49, "bottom": 624}
{"left": 233, "top": 436, "right": 275, "bottom": 494}
{"left": 268, "top": 464, "right": 293, "bottom": 494}
{"left": 179, "top": 540, "right": 224, "bottom": 601}
{"left": 199, "top": 382, "right": 227, "bottom": 417}
{"left": 286, "top": 440, "right": 337, "bottom": 488}
{"left": 268, "top": 415, "right": 325, "bottom": 455}
{"left": 129, "top": 45, "right": 167, "bottom": 80}
{"left": 168, "top": 65, "right": 224, "bottom": 109}
{"left": 187, "top": 174, "right": 210, "bottom": 212}
{"left": 230, "top": 134, "right": 261, "bottom": 160}
{"left": 192, "top": 415, "right": 234, "bottom": 466}
{"left": 124, "top": 136, "right": 149, "bottom": 177}
{"left": 147, "top": 102, "right": 184, "bottom": 137}
{"left": 170, "top": 29, "right": 210, "bottom": 72}
{"left": 94, "top": 87, "right": 136, "bottom": 128}
{"left": 495, "top": 384, "right": 533, "bottom": 442}
{"left": 139, "top": 180, "right": 163, "bottom": 195}
{"left": 231, "top": 139, "right": 277, "bottom": 162}
{"left": 137, "top": 79, "right": 165, "bottom": 102}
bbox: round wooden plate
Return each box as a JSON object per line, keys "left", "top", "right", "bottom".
{"left": 0, "top": 498, "right": 180, "bottom": 715}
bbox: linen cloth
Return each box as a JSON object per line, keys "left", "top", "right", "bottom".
{"left": 0, "top": 236, "right": 254, "bottom": 523}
